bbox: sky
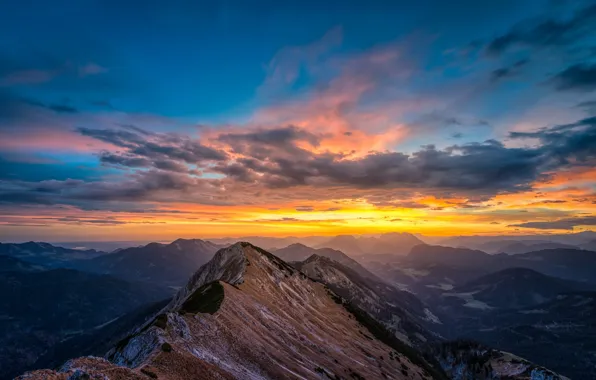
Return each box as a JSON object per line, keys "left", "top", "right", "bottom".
{"left": 1, "top": 0, "right": 596, "bottom": 242}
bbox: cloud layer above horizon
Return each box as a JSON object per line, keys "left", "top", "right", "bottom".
{"left": 1, "top": 0, "right": 596, "bottom": 241}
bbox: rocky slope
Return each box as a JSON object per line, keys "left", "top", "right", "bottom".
{"left": 20, "top": 242, "right": 444, "bottom": 380}
{"left": 294, "top": 254, "right": 443, "bottom": 347}
{"left": 430, "top": 341, "right": 569, "bottom": 380}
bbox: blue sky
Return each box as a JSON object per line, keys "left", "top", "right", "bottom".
{"left": 1, "top": 0, "right": 596, "bottom": 240}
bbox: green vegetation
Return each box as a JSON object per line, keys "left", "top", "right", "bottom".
{"left": 160, "top": 342, "right": 173, "bottom": 352}
{"left": 153, "top": 314, "right": 168, "bottom": 330}
{"left": 180, "top": 281, "right": 224, "bottom": 314}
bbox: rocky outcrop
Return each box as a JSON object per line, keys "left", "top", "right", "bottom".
{"left": 430, "top": 341, "right": 569, "bottom": 380}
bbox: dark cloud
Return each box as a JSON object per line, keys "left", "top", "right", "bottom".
{"left": 509, "top": 116, "right": 596, "bottom": 165}
{"left": 510, "top": 216, "right": 596, "bottom": 230}
{"left": 3, "top": 115, "right": 596, "bottom": 210}
{"left": 99, "top": 152, "right": 152, "bottom": 168}
{"left": 575, "top": 100, "right": 596, "bottom": 115}
{"left": 550, "top": 63, "right": 596, "bottom": 92}
{"left": 490, "top": 59, "right": 529, "bottom": 82}
{"left": 486, "top": 4, "right": 596, "bottom": 56}
{"left": 78, "top": 127, "right": 146, "bottom": 148}
{"left": 215, "top": 138, "right": 545, "bottom": 194}
{"left": 208, "top": 116, "right": 596, "bottom": 199}
{"left": 217, "top": 125, "right": 323, "bottom": 162}
{"left": 218, "top": 125, "right": 321, "bottom": 147}
{"left": 20, "top": 98, "right": 79, "bottom": 114}
{"left": 0, "top": 170, "right": 200, "bottom": 207}
{"left": 48, "top": 104, "right": 78, "bottom": 113}
{"left": 78, "top": 126, "right": 228, "bottom": 173}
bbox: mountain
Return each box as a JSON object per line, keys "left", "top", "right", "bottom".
{"left": 453, "top": 292, "right": 596, "bottom": 379}
{"left": 274, "top": 243, "right": 379, "bottom": 280}
{"left": 272, "top": 242, "right": 317, "bottom": 261}
{"left": 0, "top": 268, "right": 171, "bottom": 379}
{"left": 496, "top": 241, "right": 579, "bottom": 255}
{"left": 317, "top": 233, "right": 425, "bottom": 256}
{"left": 0, "top": 255, "right": 41, "bottom": 272}
{"left": 21, "top": 242, "right": 447, "bottom": 380}
{"left": 0, "top": 241, "right": 103, "bottom": 267}
{"left": 408, "top": 244, "right": 493, "bottom": 268}
{"left": 317, "top": 234, "right": 364, "bottom": 255}
{"left": 77, "top": 238, "right": 221, "bottom": 287}
{"left": 31, "top": 299, "right": 171, "bottom": 374}
{"left": 360, "top": 232, "right": 426, "bottom": 255}
{"left": 294, "top": 254, "right": 442, "bottom": 346}
{"left": 444, "top": 267, "right": 590, "bottom": 310}
{"left": 430, "top": 341, "right": 569, "bottom": 380}
{"left": 504, "top": 248, "right": 596, "bottom": 284}
{"left": 581, "top": 239, "right": 596, "bottom": 251}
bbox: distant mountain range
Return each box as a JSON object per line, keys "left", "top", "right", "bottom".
{"left": 440, "top": 231, "right": 596, "bottom": 251}
{"left": 76, "top": 238, "right": 221, "bottom": 287}
{"left": 362, "top": 244, "right": 596, "bottom": 295}
{"left": 0, "top": 239, "right": 223, "bottom": 289}
{"left": 0, "top": 266, "right": 171, "bottom": 379}
{"left": 317, "top": 232, "right": 425, "bottom": 256}
{"left": 0, "top": 241, "right": 103, "bottom": 267}
{"left": 273, "top": 242, "right": 380, "bottom": 280}
{"left": 4, "top": 238, "right": 587, "bottom": 379}
{"left": 450, "top": 267, "right": 591, "bottom": 309}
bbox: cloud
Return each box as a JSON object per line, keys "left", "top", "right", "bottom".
{"left": 509, "top": 116, "right": 596, "bottom": 165}
{"left": 295, "top": 205, "right": 315, "bottom": 212}
{"left": 214, "top": 136, "right": 546, "bottom": 194}
{"left": 550, "top": 63, "right": 596, "bottom": 92}
{"left": 576, "top": 100, "right": 596, "bottom": 112}
{"left": 99, "top": 152, "right": 152, "bottom": 168}
{"left": 510, "top": 216, "right": 596, "bottom": 230}
{"left": 78, "top": 63, "right": 108, "bottom": 77}
{"left": 0, "top": 69, "right": 58, "bottom": 86}
{"left": 490, "top": 59, "right": 529, "bottom": 82}
{"left": 218, "top": 125, "right": 322, "bottom": 153}
{"left": 486, "top": 4, "right": 596, "bottom": 56}
{"left": 22, "top": 98, "right": 79, "bottom": 114}
{"left": 78, "top": 125, "right": 228, "bottom": 171}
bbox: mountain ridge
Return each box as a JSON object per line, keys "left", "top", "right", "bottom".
{"left": 20, "top": 242, "right": 444, "bottom": 380}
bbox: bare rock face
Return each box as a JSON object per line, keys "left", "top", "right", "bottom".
{"left": 19, "top": 242, "right": 438, "bottom": 380}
